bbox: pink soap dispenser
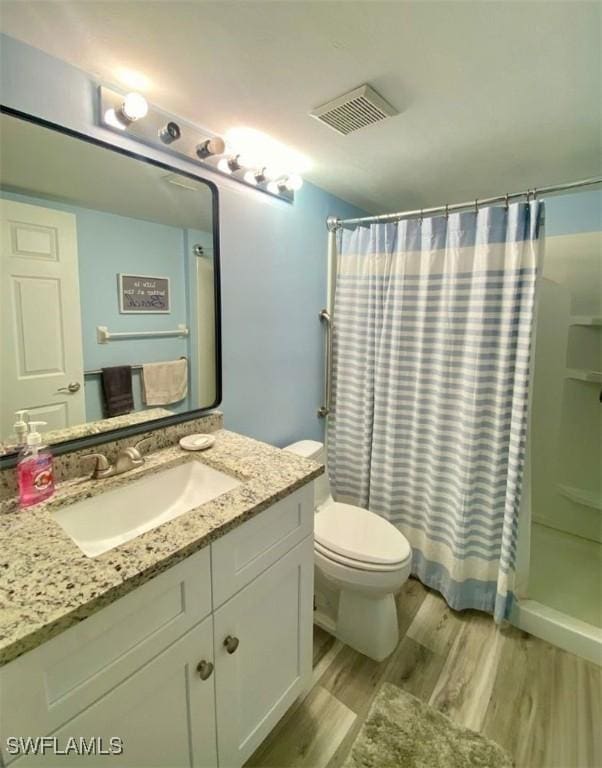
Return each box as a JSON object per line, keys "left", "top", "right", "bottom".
{"left": 17, "top": 421, "right": 55, "bottom": 508}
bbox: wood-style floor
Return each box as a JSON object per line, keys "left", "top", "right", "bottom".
{"left": 246, "top": 578, "right": 601, "bottom": 768}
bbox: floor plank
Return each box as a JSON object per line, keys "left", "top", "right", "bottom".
{"left": 245, "top": 685, "right": 356, "bottom": 768}
{"left": 481, "top": 625, "right": 557, "bottom": 768}
{"left": 383, "top": 635, "right": 446, "bottom": 702}
{"left": 406, "top": 591, "right": 467, "bottom": 656}
{"left": 428, "top": 610, "right": 505, "bottom": 731}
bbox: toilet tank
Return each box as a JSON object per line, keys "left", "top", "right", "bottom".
{"left": 283, "top": 440, "right": 330, "bottom": 507}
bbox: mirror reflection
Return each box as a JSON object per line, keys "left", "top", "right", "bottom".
{"left": 0, "top": 112, "right": 219, "bottom": 453}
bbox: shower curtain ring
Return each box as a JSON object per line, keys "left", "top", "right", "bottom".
{"left": 444, "top": 204, "right": 449, "bottom": 219}
{"left": 504, "top": 193, "right": 509, "bottom": 210}
{"left": 474, "top": 199, "right": 479, "bottom": 214}
{"left": 419, "top": 209, "right": 423, "bottom": 223}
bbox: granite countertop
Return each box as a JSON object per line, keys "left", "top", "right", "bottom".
{"left": 0, "top": 429, "right": 323, "bottom": 666}
{"left": 1, "top": 408, "right": 175, "bottom": 456}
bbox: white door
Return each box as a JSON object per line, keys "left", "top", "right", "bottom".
{"left": 214, "top": 537, "right": 314, "bottom": 768}
{"left": 13, "top": 617, "right": 218, "bottom": 767}
{"left": 0, "top": 199, "right": 85, "bottom": 440}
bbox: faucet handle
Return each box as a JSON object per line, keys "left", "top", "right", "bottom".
{"left": 134, "top": 437, "right": 150, "bottom": 458}
{"left": 82, "top": 453, "right": 111, "bottom": 476}
{"left": 119, "top": 438, "right": 151, "bottom": 466}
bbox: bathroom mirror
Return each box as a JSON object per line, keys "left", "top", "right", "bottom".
{"left": 0, "top": 108, "right": 221, "bottom": 459}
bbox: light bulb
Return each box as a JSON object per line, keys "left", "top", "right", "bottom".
{"left": 284, "top": 174, "right": 303, "bottom": 192}
{"left": 262, "top": 166, "right": 282, "bottom": 181}
{"left": 121, "top": 92, "right": 148, "bottom": 122}
{"left": 217, "top": 157, "right": 233, "bottom": 175}
{"left": 217, "top": 156, "right": 241, "bottom": 175}
{"left": 244, "top": 170, "right": 258, "bottom": 186}
{"left": 266, "top": 180, "right": 281, "bottom": 194}
{"left": 196, "top": 137, "right": 226, "bottom": 159}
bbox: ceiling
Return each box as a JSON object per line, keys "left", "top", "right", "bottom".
{"left": 1, "top": 1, "right": 600, "bottom": 214}
{"left": 0, "top": 113, "right": 214, "bottom": 231}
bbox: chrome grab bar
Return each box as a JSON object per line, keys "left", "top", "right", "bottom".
{"left": 318, "top": 308, "right": 331, "bottom": 418}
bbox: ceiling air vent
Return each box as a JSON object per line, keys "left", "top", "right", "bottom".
{"left": 311, "top": 84, "right": 398, "bottom": 135}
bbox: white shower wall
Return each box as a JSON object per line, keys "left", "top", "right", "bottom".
{"left": 518, "top": 225, "right": 602, "bottom": 656}
{"left": 530, "top": 231, "right": 601, "bottom": 545}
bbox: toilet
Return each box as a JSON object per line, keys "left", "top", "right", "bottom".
{"left": 284, "top": 440, "right": 412, "bottom": 661}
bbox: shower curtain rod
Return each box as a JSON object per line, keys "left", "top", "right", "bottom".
{"left": 326, "top": 176, "right": 602, "bottom": 229}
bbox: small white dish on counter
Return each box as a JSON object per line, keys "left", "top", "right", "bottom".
{"left": 179, "top": 434, "right": 216, "bottom": 451}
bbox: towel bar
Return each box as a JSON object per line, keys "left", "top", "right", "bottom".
{"left": 97, "top": 324, "right": 189, "bottom": 343}
{"left": 84, "top": 356, "right": 188, "bottom": 376}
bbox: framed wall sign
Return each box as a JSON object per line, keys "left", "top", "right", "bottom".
{"left": 118, "top": 274, "right": 171, "bottom": 314}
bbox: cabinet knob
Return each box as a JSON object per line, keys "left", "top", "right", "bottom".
{"left": 196, "top": 660, "right": 214, "bottom": 680}
{"left": 223, "top": 635, "right": 239, "bottom": 654}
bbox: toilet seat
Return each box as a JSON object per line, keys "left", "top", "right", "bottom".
{"left": 315, "top": 501, "right": 411, "bottom": 568}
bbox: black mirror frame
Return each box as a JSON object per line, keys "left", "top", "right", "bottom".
{"left": 0, "top": 105, "right": 222, "bottom": 468}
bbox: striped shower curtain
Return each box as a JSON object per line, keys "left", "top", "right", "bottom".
{"left": 328, "top": 202, "right": 544, "bottom": 620}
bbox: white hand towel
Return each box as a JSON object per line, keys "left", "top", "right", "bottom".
{"left": 142, "top": 359, "right": 188, "bottom": 406}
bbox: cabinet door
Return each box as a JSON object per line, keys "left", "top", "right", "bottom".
{"left": 214, "top": 536, "right": 314, "bottom": 768}
{"left": 10, "top": 616, "right": 217, "bottom": 768}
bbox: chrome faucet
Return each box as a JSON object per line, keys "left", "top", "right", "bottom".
{"left": 83, "top": 439, "right": 150, "bottom": 480}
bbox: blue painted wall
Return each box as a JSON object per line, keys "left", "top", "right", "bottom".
{"left": 0, "top": 34, "right": 365, "bottom": 446}
{"left": 1, "top": 189, "right": 197, "bottom": 420}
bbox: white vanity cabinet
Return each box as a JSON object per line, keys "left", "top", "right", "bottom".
{"left": 0, "top": 483, "right": 314, "bottom": 768}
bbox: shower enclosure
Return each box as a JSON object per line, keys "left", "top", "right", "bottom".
{"left": 322, "top": 183, "right": 601, "bottom": 665}
{"left": 512, "top": 192, "right": 601, "bottom": 664}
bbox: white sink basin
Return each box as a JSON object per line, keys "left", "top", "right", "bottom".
{"left": 52, "top": 461, "right": 241, "bottom": 557}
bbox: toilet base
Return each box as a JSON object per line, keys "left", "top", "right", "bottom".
{"left": 314, "top": 572, "right": 400, "bottom": 661}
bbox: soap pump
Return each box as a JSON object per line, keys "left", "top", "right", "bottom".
{"left": 13, "top": 410, "right": 30, "bottom": 447}
{"left": 17, "top": 421, "right": 55, "bottom": 508}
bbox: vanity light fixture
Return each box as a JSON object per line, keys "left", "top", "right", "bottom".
{"left": 217, "top": 155, "right": 242, "bottom": 175}
{"left": 98, "top": 85, "right": 301, "bottom": 202}
{"left": 159, "top": 121, "right": 181, "bottom": 144}
{"left": 196, "top": 137, "right": 226, "bottom": 159}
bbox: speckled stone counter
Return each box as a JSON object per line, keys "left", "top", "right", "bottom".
{"left": 0, "top": 430, "right": 322, "bottom": 666}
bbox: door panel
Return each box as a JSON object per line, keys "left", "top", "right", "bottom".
{"left": 14, "top": 277, "right": 65, "bottom": 374}
{"left": 1, "top": 199, "right": 85, "bottom": 438}
{"left": 214, "top": 536, "right": 313, "bottom": 768}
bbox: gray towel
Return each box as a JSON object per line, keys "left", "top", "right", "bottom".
{"left": 101, "top": 366, "right": 134, "bottom": 417}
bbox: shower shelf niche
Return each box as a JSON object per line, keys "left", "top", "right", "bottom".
{"left": 565, "top": 369, "right": 602, "bottom": 383}
{"left": 557, "top": 484, "right": 602, "bottom": 512}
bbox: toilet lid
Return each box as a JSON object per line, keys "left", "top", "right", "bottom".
{"left": 315, "top": 541, "right": 410, "bottom": 572}
{"left": 315, "top": 501, "right": 412, "bottom": 566}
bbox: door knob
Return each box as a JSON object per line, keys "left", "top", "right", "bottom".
{"left": 223, "top": 635, "right": 239, "bottom": 654}
{"left": 196, "top": 660, "right": 214, "bottom": 680}
{"left": 57, "top": 382, "right": 81, "bottom": 394}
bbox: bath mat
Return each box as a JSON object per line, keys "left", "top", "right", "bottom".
{"left": 343, "top": 683, "right": 514, "bottom": 768}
